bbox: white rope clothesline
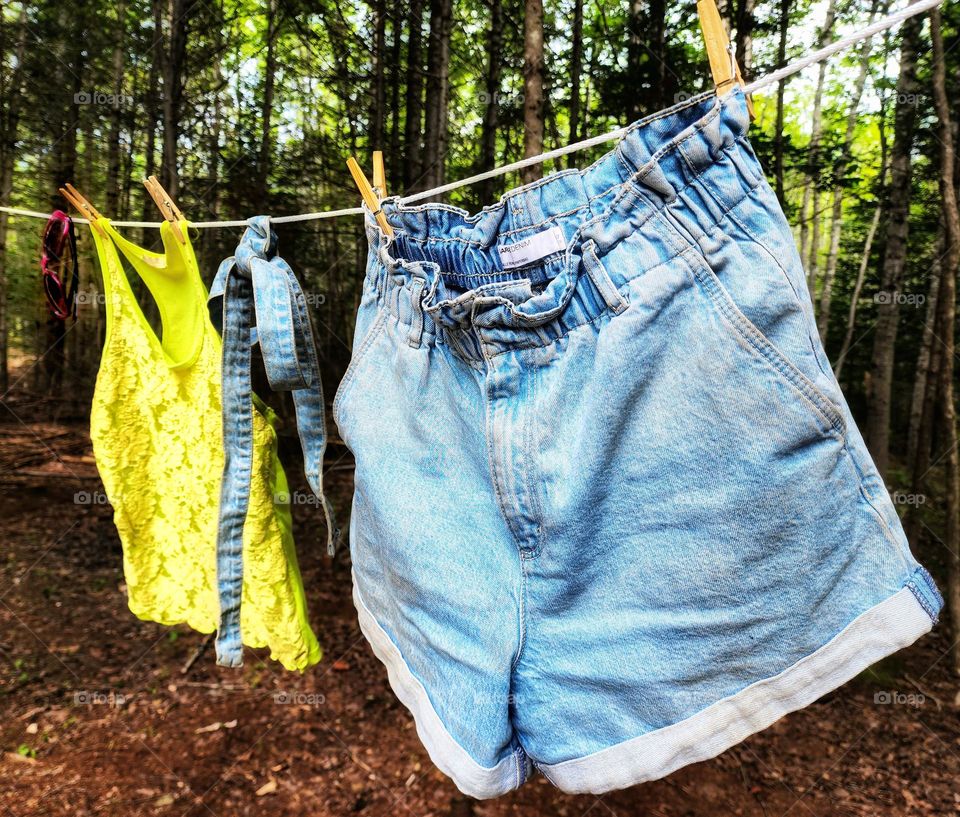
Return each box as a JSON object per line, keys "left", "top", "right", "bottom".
{"left": 0, "top": 0, "right": 943, "bottom": 231}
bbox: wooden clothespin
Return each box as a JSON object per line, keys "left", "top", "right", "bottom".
{"left": 59, "top": 183, "right": 107, "bottom": 237}
{"left": 372, "top": 151, "right": 387, "bottom": 199}
{"left": 346, "top": 156, "right": 393, "bottom": 238}
{"left": 143, "top": 175, "right": 187, "bottom": 244}
{"left": 697, "top": 0, "right": 755, "bottom": 119}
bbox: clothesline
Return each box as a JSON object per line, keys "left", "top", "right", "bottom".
{"left": 0, "top": 0, "right": 943, "bottom": 231}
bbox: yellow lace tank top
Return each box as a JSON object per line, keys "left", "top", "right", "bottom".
{"left": 89, "top": 218, "right": 320, "bottom": 671}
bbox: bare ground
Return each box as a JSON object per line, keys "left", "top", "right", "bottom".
{"left": 0, "top": 395, "right": 958, "bottom": 817}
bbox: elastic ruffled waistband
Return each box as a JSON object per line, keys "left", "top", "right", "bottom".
{"left": 364, "top": 89, "right": 757, "bottom": 357}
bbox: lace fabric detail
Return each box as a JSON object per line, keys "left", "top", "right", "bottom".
{"left": 89, "top": 221, "right": 320, "bottom": 671}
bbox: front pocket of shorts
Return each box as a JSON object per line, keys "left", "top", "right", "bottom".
{"left": 679, "top": 248, "right": 846, "bottom": 437}
{"left": 332, "top": 308, "right": 389, "bottom": 431}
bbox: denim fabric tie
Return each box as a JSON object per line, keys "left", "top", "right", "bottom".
{"left": 209, "top": 215, "right": 338, "bottom": 668}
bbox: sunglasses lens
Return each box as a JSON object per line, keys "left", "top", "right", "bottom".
{"left": 41, "top": 214, "right": 77, "bottom": 320}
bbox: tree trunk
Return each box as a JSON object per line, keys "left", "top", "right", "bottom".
{"left": 259, "top": 0, "right": 278, "bottom": 199}
{"left": 388, "top": 10, "right": 403, "bottom": 187}
{"left": 403, "top": 0, "right": 424, "bottom": 191}
{"left": 160, "top": 0, "right": 191, "bottom": 197}
{"left": 866, "top": 8, "right": 923, "bottom": 479}
{"left": 203, "top": 44, "right": 224, "bottom": 266}
{"left": 49, "top": 11, "right": 83, "bottom": 206}
{"left": 834, "top": 89, "right": 890, "bottom": 384}
{"left": 580, "top": 43, "right": 593, "bottom": 142}
{"left": 521, "top": 0, "right": 544, "bottom": 184}
{"left": 905, "top": 301, "right": 944, "bottom": 549}
{"left": 905, "top": 238, "right": 942, "bottom": 486}
{"left": 833, "top": 202, "right": 881, "bottom": 382}
{"left": 733, "top": 0, "right": 755, "bottom": 79}
{"left": 808, "top": 196, "right": 822, "bottom": 303}
{"left": 568, "top": 0, "right": 583, "bottom": 167}
{"left": 772, "top": 0, "right": 789, "bottom": 205}
{"left": 422, "top": 0, "right": 452, "bottom": 191}
{"left": 928, "top": 6, "right": 960, "bottom": 675}
{"left": 142, "top": 0, "right": 164, "bottom": 243}
{"left": 626, "top": 0, "right": 641, "bottom": 121}
{"left": 648, "top": 0, "right": 667, "bottom": 108}
{"left": 0, "top": 5, "right": 27, "bottom": 394}
{"left": 817, "top": 0, "right": 878, "bottom": 342}
{"left": 106, "top": 0, "right": 127, "bottom": 215}
{"left": 371, "top": 0, "right": 386, "bottom": 150}
{"left": 477, "top": 0, "right": 504, "bottom": 204}
{"left": 798, "top": 0, "right": 837, "bottom": 293}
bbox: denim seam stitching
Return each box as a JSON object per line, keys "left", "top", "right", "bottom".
{"left": 477, "top": 309, "right": 607, "bottom": 359}
{"left": 439, "top": 203, "right": 728, "bottom": 360}
{"left": 612, "top": 160, "right": 752, "bottom": 258}
{"left": 719, "top": 191, "right": 837, "bottom": 383}
{"left": 512, "top": 557, "right": 528, "bottom": 670}
{"left": 720, "top": 198, "right": 806, "bottom": 303}
{"left": 392, "top": 182, "right": 624, "bottom": 246}
{"left": 375, "top": 158, "right": 747, "bottom": 325}
{"left": 677, "top": 246, "right": 846, "bottom": 434}
{"left": 377, "top": 161, "right": 756, "bottom": 358}
{"left": 482, "top": 359, "right": 529, "bottom": 551}
{"left": 331, "top": 308, "right": 390, "bottom": 427}
{"left": 918, "top": 566, "right": 944, "bottom": 606}
{"left": 469, "top": 256, "right": 668, "bottom": 358}
{"left": 677, "top": 135, "right": 763, "bottom": 206}
{"left": 905, "top": 574, "right": 940, "bottom": 623}
{"left": 832, "top": 434, "right": 911, "bottom": 564}
{"left": 647, "top": 200, "right": 845, "bottom": 435}
{"left": 583, "top": 243, "right": 630, "bottom": 314}
{"left": 522, "top": 383, "right": 545, "bottom": 557}
{"left": 632, "top": 99, "right": 724, "bottom": 183}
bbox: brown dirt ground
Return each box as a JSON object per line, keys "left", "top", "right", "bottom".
{"left": 0, "top": 392, "right": 959, "bottom": 817}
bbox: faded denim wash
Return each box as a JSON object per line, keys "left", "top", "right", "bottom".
{"left": 333, "top": 90, "right": 942, "bottom": 797}
{"left": 210, "top": 217, "right": 337, "bottom": 667}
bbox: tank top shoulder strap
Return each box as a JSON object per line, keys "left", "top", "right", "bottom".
{"left": 89, "top": 218, "right": 138, "bottom": 324}
{"left": 96, "top": 219, "right": 208, "bottom": 369}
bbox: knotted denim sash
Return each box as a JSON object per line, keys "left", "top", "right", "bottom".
{"left": 208, "top": 216, "right": 338, "bottom": 667}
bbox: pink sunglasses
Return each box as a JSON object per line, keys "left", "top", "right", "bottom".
{"left": 40, "top": 210, "right": 79, "bottom": 321}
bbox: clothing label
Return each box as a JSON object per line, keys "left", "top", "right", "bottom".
{"left": 497, "top": 225, "right": 567, "bottom": 269}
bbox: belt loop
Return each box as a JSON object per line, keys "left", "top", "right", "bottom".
{"left": 581, "top": 240, "right": 628, "bottom": 315}
{"left": 407, "top": 278, "right": 426, "bottom": 348}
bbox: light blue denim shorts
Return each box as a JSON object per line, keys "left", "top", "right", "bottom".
{"left": 333, "top": 89, "right": 942, "bottom": 798}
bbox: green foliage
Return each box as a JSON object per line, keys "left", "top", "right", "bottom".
{"left": 0, "top": 0, "right": 956, "bottom": 499}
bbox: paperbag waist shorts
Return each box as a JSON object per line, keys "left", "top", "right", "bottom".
{"left": 333, "top": 89, "right": 942, "bottom": 798}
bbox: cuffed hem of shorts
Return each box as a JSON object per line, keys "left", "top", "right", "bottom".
{"left": 352, "top": 576, "right": 528, "bottom": 799}
{"left": 538, "top": 583, "right": 936, "bottom": 795}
